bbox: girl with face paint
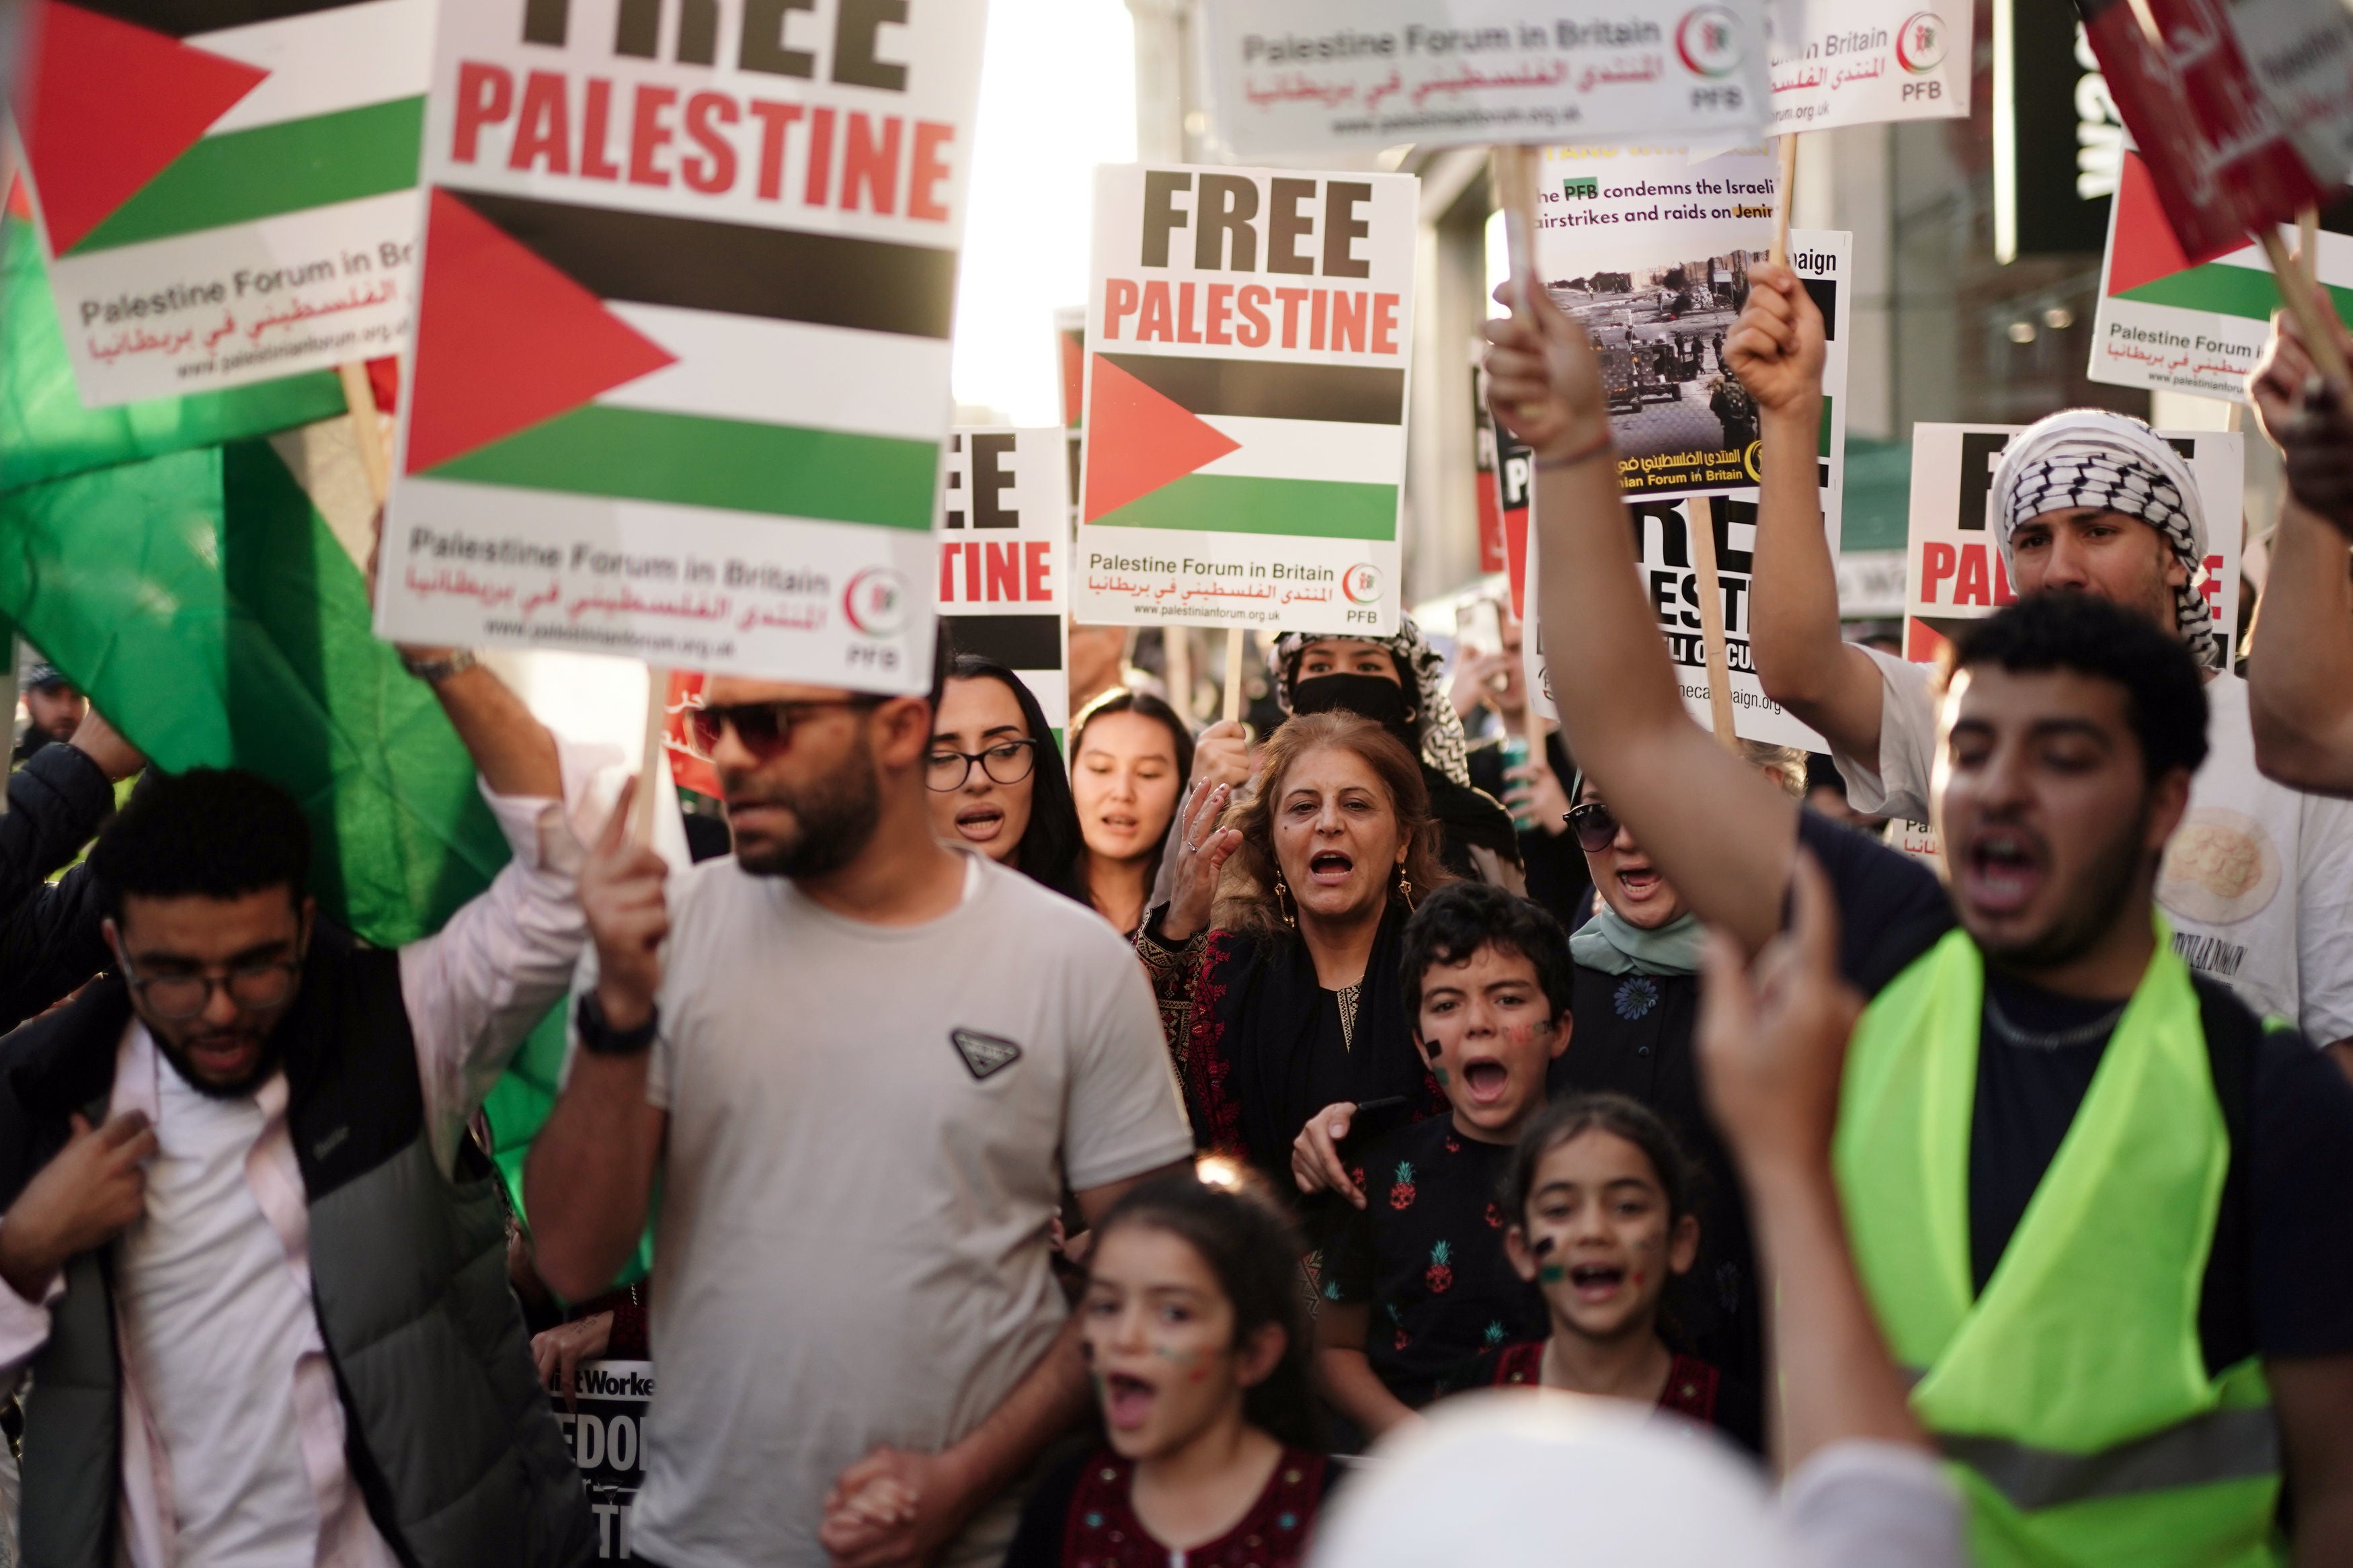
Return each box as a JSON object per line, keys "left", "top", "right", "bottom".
{"left": 1478, "top": 1094, "right": 1734, "bottom": 1432}
{"left": 1001, "top": 1167, "right": 1332, "bottom": 1568}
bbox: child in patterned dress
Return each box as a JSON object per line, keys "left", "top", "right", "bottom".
{"left": 1002, "top": 1166, "right": 1331, "bottom": 1568}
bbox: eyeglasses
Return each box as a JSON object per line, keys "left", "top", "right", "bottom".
{"left": 688, "top": 698, "right": 881, "bottom": 761}
{"left": 927, "top": 739, "right": 1039, "bottom": 792}
{"left": 121, "top": 953, "right": 301, "bottom": 1022}
{"left": 1565, "top": 801, "right": 1622, "bottom": 853}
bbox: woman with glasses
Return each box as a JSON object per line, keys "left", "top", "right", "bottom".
{"left": 1070, "top": 690, "right": 1193, "bottom": 936}
{"left": 1542, "top": 744, "right": 1806, "bottom": 1455}
{"left": 1138, "top": 712, "right": 1453, "bottom": 1184}
{"left": 926, "top": 654, "right": 1089, "bottom": 902}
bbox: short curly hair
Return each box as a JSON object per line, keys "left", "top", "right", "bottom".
{"left": 89, "top": 768, "right": 310, "bottom": 920}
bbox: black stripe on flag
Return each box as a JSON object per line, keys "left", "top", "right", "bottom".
{"left": 943, "top": 616, "right": 1062, "bottom": 673}
{"left": 75, "top": 0, "right": 380, "bottom": 36}
{"left": 449, "top": 190, "right": 956, "bottom": 339}
{"left": 1099, "top": 354, "right": 1404, "bottom": 425}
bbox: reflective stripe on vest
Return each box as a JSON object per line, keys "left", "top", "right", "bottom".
{"left": 1836, "top": 923, "right": 2280, "bottom": 1567}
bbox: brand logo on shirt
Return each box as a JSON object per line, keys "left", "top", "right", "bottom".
{"left": 950, "top": 1028, "right": 1022, "bottom": 1081}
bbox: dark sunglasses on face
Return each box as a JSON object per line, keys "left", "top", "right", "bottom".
{"left": 687, "top": 697, "right": 881, "bottom": 761}
{"left": 1565, "top": 800, "right": 1622, "bottom": 853}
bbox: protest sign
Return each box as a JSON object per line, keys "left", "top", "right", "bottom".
{"left": 11, "top": 0, "right": 430, "bottom": 405}
{"left": 1195, "top": 0, "right": 1767, "bottom": 157}
{"left": 937, "top": 426, "right": 1070, "bottom": 735}
{"left": 1903, "top": 423, "right": 2243, "bottom": 641}
{"left": 2089, "top": 150, "right": 2353, "bottom": 402}
{"left": 1075, "top": 163, "right": 1417, "bottom": 635}
{"left": 555, "top": 1360, "right": 652, "bottom": 1562}
{"left": 375, "top": 0, "right": 986, "bottom": 693}
{"left": 1764, "top": 1, "right": 1970, "bottom": 132}
{"left": 1523, "top": 223, "right": 1849, "bottom": 749}
{"left": 1533, "top": 146, "right": 1847, "bottom": 501}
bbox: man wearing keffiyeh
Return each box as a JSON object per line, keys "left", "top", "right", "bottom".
{"left": 1727, "top": 261, "right": 2353, "bottom": 1056}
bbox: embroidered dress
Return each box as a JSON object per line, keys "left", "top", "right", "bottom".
{"left": 1003, "top": 1447, "right": 1330, "bottom": 1568}
{"left": 1483, "top": 1342, "right": 1725, "bottom": 1427}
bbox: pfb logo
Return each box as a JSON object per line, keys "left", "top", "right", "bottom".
{"left": 1341, "top": 563, "right": 1383, "bottom": 606}
{"left": 1675, "top": 6, "right": 1745, "bottom": 77}
{"left": 1896, "top": 12, "right": 1947, "bottom": 73}
{"left": 843, "top": 568, "right": 908, "bottom": 637}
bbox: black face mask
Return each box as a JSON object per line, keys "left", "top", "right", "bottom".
{"left": 1291, "top": 673, "right": 1415, "bottom": 749}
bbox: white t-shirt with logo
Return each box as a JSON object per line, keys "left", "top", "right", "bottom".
{"left": 1835, "top": 651, "right": 2353, "bottom": 1043}
{"left": 626, "top": 853, "right": 1194, "bottom": 1568}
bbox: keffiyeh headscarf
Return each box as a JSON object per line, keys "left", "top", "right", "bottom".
{"left": 1988, "top": 409, "right": 2221, "bottom": 670}
{"left": 1269, "top": 616, "right": 1474, "bottom": 786}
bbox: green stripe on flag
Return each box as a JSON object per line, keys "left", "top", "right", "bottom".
{"left": 426, "top": 405, "right": 942, "bottom": 530}
{"left": 2, "top": 217, "right": 343, "bottom": 491}
{"left": 69, "top": 97, "right": 425, "bottom": 255}
{"left": 1088, "top": 474, "right": 1400, "bottom": 540}
{"left": 2120, "top": 261, "right": 2353, "bottom": 324}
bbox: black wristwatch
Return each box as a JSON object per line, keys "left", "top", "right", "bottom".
{"left": 576, "top": 990, "right": 659, "bottom": 1057}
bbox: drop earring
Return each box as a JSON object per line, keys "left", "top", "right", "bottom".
{"left": 1274, "top": 876, "right": 1297, "bottom": 928}
{"left": 1396, "top": 865, "right": 1414, "bottom": 909}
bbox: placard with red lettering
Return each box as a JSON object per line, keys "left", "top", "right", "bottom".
{"left": 11, "top": 0, "right": 431, "bottom": 405}
{"left": 1076, "top": 163, "right": 1417, "bottom": 635}
{"left": 1765, "top": 0, "right": 1970, "bottom": 132}
{"left": 1195, "top": 0, "right": 1767, "bottom": 157}
{"left": 375, "top": 0, "right": 987, "bottom": 691}
{"left": 936, "top": 426, "right": 1070, "bottom": 736}
{"left": 1903, "top": 423, "right": 2241, "bottom": 639}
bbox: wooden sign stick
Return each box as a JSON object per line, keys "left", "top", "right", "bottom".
{"left": 1686, "top": 497, "right": 1741, "bottom": 749}
{"left": 630, "top": 667, "right": 670, "bottom": 847}
{"left": 337, "top": 362, "right": 391, "bottom": 507}
{"left": 1221, "top": 626, "right": 1246, "bottom": 724}
{"left": 2258, "top": 228, "right": 2350, "bottom": 386}
{"left": 1492, "top": 145, "right": 1542, "bottom": 315}
{"left": 1773, "top": 134, "right": 1798, "bottom": 267}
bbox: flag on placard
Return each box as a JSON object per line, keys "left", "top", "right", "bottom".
{"left": 2089, "top": 151, "right": 2353, "bottom": 399}
{"left": 11, "top": 0, "right": 428, "bottom": 403}
{"left": 1081, "top": 352, "right": 1404, "bottom": 542}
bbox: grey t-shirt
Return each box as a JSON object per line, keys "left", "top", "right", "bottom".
{"left": 627, "top": 854, "right": 1194, "bottom": 1568}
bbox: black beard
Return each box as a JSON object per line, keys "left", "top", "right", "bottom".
{"left": 153, "top": 1026, "right": 289, "bottom": 1101}
{"left": 1975, "top": 796, "right": 2151, "bottom": 973}
{"left": 730, "top": 745, "right": 883, "bottom": 879}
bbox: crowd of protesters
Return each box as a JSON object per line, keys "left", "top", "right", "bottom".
{"left": 1, "top": 291, "right": 2352, "bottom": 1568}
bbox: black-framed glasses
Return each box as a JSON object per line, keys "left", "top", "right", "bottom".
{"left": 688, "top": 697, "right": 881, "bottom": 761}
{"left": 121, "top": 952, "right": 301, "bottom": 1022}
{"left": 927, "top": 739, "right": 1039, "bottom": 792}
{"left": 1566, "top": 801, "right": 1622, "bottom": 853}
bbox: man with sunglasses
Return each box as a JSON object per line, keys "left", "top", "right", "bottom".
{"left": 524, "top": 664, "right": 1193, "bottom": 1568}
{"left": 1489, "top": 287, "right": 2353, "bottom": 1565}
{"left": 0, "top": 648, "right": 599, "bottom": 1565}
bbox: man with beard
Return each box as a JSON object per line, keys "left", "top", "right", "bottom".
{"left": 0, "top": 655, "right": 598, "bottom": 1566}
{"left": 1488, "top": 287, "right": 2353, "bottom": 1565}
{"left": 523, "top": 667, "right": 1194, "bottom": 1568}
{"left": 1727, "top": 263, "right": 2353, "bottom": 1069}
{"left": 13, "top": 664, "right": 87, "bottom": 764}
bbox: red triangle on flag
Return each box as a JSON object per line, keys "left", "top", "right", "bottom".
{"left": 405, "top": 188, "right": 678, "bottom": 475}
{"left": 1083, "top": 356, "right": 1242, "bottom": 522}
{"left": 2106, "top": 150, "right": 2194, "bottom": 298}
{"left": 18, "top": 2, "right": 266, "bottom": 255}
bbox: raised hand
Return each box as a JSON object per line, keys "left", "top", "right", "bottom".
{"left": 1191, "top": 719, "right": 1253, "bottom": 794}
{"left": 1724, "top": 261, "right": 1826, "bottom": 417}
{"left": 1482, "top": 281, "right": 1613, "bottom": 466}
{"left": 0, "top": 1110, "right": 155, "bottom": 1304}
{"left": 70, "top": 704, "right": 145, "bottom": 783}
{"left": 2250, "top": 309, "right": 2353, "bottom": 539}
{"left": 580, "top": 776, "right": 670, "bottom": 1030}
{"left": 1158, "top": 778, "right": 1240, "bottom": 944}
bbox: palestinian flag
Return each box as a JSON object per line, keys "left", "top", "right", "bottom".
{"left": 11, "top": 0, "right": 427, "bottom": 403}
{"left": 2090, "top": 150, "right": 2353, "bottom": 399}
{"left": 1080, "top": 351, "right": 1405, "bottom": 540}
{"left": 397, "top": 187, "right": 949, "bottom": 530}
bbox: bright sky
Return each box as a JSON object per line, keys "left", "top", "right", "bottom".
{"left": 949, "top": 0, "right": 1136, "bottom": 426}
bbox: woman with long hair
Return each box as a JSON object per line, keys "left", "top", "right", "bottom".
{"left": 927, "top": 653, "right": 1088, "bottom": 902}
{"left": 1071, "top": 690, "right": 1194, "bottom": 935}
{"left": 1136, "top": 712, "right": 1453, "bottom": 1180}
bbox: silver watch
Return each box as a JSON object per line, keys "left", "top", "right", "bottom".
{"left": 399, "top": 648, "right": 479, "bottom": 684}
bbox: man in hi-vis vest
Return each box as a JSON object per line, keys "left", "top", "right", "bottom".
{"left": 1486, "top": 284, "right": 2353, "bottom": 1567}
